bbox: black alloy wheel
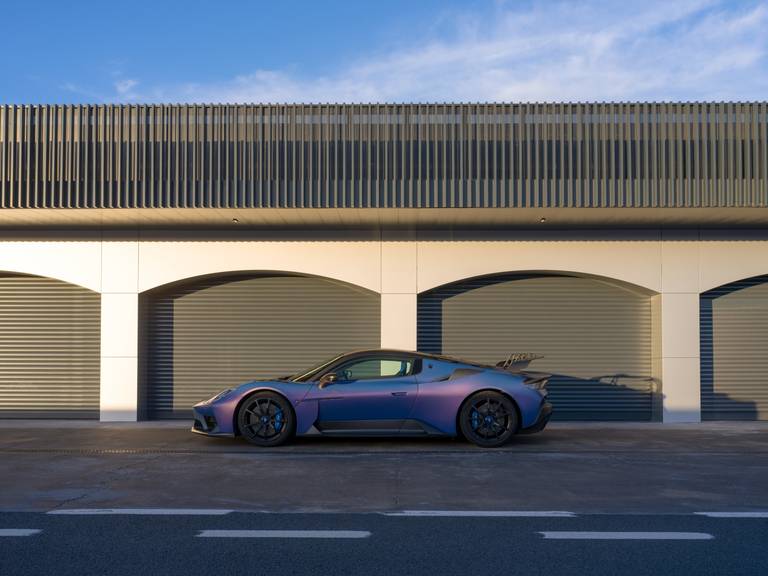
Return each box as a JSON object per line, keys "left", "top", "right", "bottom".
{"left": 237, "top": 392, "right": 295, "bottom": 447}
{"left": 459, "top": 391, "right": 518, "bottom": 448}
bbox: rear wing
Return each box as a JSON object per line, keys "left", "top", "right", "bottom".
{"left": 495, "top": 352, "right": 544, "bottom": 372}
{"left": 496, "top": 353, "right": 549, "bottom": 390}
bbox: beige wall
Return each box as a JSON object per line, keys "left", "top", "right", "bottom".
{"left": 1, "top": 228, "right": 767, "bottom": 423}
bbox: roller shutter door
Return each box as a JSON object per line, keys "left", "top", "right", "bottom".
{"left": 0, "top": 273, "right": 100, "bottom": 419}
{"left": 418, "top": 274, "right": 655, "bottom": 421}
{"left": 143, "top": 274, "right": 381, "bottom": 419}
{"left": 701, "top": 276, "right": 768, "bottom": 420}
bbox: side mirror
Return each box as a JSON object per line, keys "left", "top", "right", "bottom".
{"left": 318, "top": 373, "right": 338, "bottom": 389}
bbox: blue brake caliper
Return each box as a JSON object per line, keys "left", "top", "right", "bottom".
{"left": 274, "top": 409, "right": 283, "bottom": 431}
{"left": 471, "top": 409, "right": 480, "bottom": 430}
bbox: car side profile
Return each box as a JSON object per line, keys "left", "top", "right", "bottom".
{"left": 191, "top": 349, "right": 552, "bottom": 448}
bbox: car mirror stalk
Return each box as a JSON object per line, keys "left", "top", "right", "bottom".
{"left": 318, "top": 373, "right": 338, "bottom": 389}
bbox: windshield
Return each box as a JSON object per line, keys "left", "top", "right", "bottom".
{"left": 287, "top": 353, "right": 348, "bottom": 382}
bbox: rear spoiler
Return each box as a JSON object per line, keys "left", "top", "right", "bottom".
{"left": 495, "top": 352, "right": 544, "bottom": 372}
{"left": 496, "top": 353, "right": 549, "bottom": 390}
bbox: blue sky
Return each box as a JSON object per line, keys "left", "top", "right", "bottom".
{"left": 1, "top": 0, "right": 766, "bottom": 103}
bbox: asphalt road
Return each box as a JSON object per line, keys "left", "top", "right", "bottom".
{"left": 0, "top": 421, "right": 766, "bottom": 514}
{"left": 1, "top": 422, "right": 766, "bottom": 574}
{"left": 0, "top": 511, "right": 766, "bottom": 576}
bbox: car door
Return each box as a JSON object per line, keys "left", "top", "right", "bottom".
{"left": 306, "top": 355, "right": 418, "bottom": 434}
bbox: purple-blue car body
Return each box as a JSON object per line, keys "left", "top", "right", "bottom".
{"left": 191, "top": 349, "right": 551, "bottom": 448}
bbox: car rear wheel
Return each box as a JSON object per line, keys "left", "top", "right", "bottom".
{"left": 237, "top": 392, "right": 295, "bottom": 447}
{"left": 459, "top": 391, "right": 518, "bottom": 448}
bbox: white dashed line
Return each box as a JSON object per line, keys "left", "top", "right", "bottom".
{"left": 695, "top": 512, "right": 768, "bottom": 518}
{"left": 197, "top": 530, "right": 371, "bottom": 539}
{"left": 539, "top": 531, "right": 713, "bottom": 540}
{"left": 48, "top": 508, "right": 233, "bottom": 516}
{"left": 0, "top": 529, "right": 41, "bottom": 537}
{"left": 384, "top": 510, "right": 576, "bottom": 518}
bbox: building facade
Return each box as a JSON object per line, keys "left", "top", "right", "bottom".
{"left": 0, "top": 103, "right": 767, "bottom": 423}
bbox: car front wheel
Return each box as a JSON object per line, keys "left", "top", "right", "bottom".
{"left": 237, "top": 392, "right": 295, "bottom": 447}
{"left": 459, "top": 391, "right": 518, "bottom": 448}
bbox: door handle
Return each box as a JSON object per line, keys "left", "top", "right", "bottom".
{"left": 391, "top": 391, "right": 408, "bottom": 396}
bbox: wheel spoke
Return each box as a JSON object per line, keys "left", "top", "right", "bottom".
{"left": 248, "top": 421, "right": 266, "bottom": 436}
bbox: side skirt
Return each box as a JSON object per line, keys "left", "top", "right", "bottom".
{"left": 306, "top": 419, "right": 449, "bottom": 437}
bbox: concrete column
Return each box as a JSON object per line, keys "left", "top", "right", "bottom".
{"left": 659, "top": 231, "right": 701, "bottom": 423}
{"left": 380, "top": 233, "right": 418, "bottom": 350}
{"left": 99, "top": 236, "right": 140, "bottom": 421}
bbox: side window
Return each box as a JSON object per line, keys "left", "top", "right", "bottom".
{"left": 337, "top": 358, "right": 413, "bottom": 381}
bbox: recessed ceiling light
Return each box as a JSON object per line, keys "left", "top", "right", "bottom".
{"left": 232, "top": 218, "right": 240, "bottom": 224}
{"left": 539, "top": 217, "right": 547, "bottom": 223}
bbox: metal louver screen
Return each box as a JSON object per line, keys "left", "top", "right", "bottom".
{"left": 143, "top": 274, "right": 381, "bottom": 419}
{"left": 701, "top": 276, "right": 768, "bottom": 420}
{"left": 418, "top": 274, "right": 654, "bottom": 421}
{"left": 2, "top": 103, "right": 767, "bottom": 210}
{"left": 0, "top": 273, "right": 100, "bottom": 418}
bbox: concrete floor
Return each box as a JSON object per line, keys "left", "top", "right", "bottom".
{"left": 0, "top": 421, "right": 766, "bottom": 513}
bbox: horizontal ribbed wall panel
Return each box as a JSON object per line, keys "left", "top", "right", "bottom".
{"left": 0, "top": 274, "right": 100, "bottom": 418}
{"left": 1, "top": 103, "right": 766, "bottom": 209}
{"left": 418, "top": 274, "right": 654, "bottom": 421}
{"left": 142, "top": 274, "right": 380, "bottom": 419}
{"left": 701, "top": 276, "right": 768, "bottom": 420}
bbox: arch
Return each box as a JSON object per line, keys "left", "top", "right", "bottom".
{"left": 0, "top": 240, "right": 102, "bottom": 292}
{"left": 141, "top": 269, "right": 380, "bottom": 298}
{"left": 701, "top": 270, "right": 768, "bottom": 295}
{"left": 415, "top": 239, "right": 662, "bottom": 294}
{"left": 419, "top": 269, "right": 658, "bottom": 297}
{"left": 136, "top": 241, "right": 381, "bottom": 294}
{"left": 0, "top": 265, "right": 100, "bottom": 293}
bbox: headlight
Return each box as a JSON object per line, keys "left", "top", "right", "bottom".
{"left": 206, "top": 388, "right": 232, "bottom": 404}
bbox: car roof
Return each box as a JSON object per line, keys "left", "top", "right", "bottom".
{"left": 341, "top": 348, "right": 493, "bottom": 369}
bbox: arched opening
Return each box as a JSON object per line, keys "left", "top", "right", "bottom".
{"left": 418, "top": 272, "right": 657, "bottom": 421}
{"left": 140, "top": 272, "right": 381, "bottom": 419}
{"left": 701, "top": 274, "right": 768, "bottom": 421}
{"left": 0, "top": 272, "right": 100, "bottom": 419}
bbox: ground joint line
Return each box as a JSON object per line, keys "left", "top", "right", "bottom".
{"left": 695, "top": 512, "right": 768, "bottom": 518}
{"left": 197, "top": 530, "right": 371, "bottom": 539}
{"left": 0, "top": 529, "right": 41, "bottom": 537}
{"left": 47, "top": 508, "right": 233, "bottom": 516}
{"left": 383, "top": 510, "right": 576, "bottom": 518}
{"left": 540, "top": 531, "right": 713, "bottom": 540}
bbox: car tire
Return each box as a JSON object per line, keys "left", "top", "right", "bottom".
{"left": 237, "top": 392, "right": 295, "bottom": 447}
{"left": 459, "top": 391, "right": 518, "bottom": 448}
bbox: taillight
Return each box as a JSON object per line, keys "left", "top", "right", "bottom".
{"left": 523, "top": 375, "right": 549, "bottom": 390}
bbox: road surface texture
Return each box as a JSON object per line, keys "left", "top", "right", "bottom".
{"left": 0, "top": 421, "right": 766, "bottom": 575}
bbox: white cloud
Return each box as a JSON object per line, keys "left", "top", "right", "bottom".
{"left": 114, "top": 78, "right": 139, "bottom": 97}
{"left": 100, "top": 0, "right": 768, "bottom": 103}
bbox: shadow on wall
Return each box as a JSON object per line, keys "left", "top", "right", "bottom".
{"left": 542, "top": 372, "right": 659, "bottom": 422}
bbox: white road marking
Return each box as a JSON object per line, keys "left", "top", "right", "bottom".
{"left": 48, "top": 508, "right": 233, "bottom": 516}
{"left": 197, "top": 530, "right": 371, "bottom": 539}
{"left": 384, "top": 510, "right": 576, "bottom": 518}
{"left": 0, "top": 529, "right": 41, "bottom": 537}
{"left": 695, "top": 512, "right": 768, "bottom": 518}
{"left": 540, "top": 531, "right": 713, "bottom": 540}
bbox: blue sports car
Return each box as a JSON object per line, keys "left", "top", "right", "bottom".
{"left": 191, "top": 349, "right": 552, "bottom": 448}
